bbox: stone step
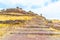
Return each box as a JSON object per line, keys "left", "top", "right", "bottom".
{"left": 8, "top": 28, "right": 60, "bottom": 35}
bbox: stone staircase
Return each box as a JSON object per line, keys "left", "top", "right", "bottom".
{"left": 7, "top": 26, "right": 60, "bottom": 35}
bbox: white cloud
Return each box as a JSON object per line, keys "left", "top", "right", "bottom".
{"left": 0, "top": 0, "right": 56, "bottom": 10}
{"left": 0, "top": 0, "right": 52, "bottom": 8}
{"left": 39, "top": 1, "right": 60, "bottom": 19}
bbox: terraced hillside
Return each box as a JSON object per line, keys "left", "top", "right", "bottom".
{"left": 0, "top": 7, "right": 60, "bottom": 40}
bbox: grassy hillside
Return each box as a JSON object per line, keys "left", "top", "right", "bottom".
{"left": 0, "top": 7, "right": 60, "bottom": 38}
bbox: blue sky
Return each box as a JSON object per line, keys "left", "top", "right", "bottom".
{"left": 0, "top": 0, "right": 60, "bottom": 19}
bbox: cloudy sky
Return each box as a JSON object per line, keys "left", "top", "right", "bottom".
{"left": 0, "top": 0, "right": 60, "bottom": 19}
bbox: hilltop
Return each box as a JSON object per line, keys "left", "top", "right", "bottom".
{"left": 0, "top": 7, "right": 48, "bottom": 27}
